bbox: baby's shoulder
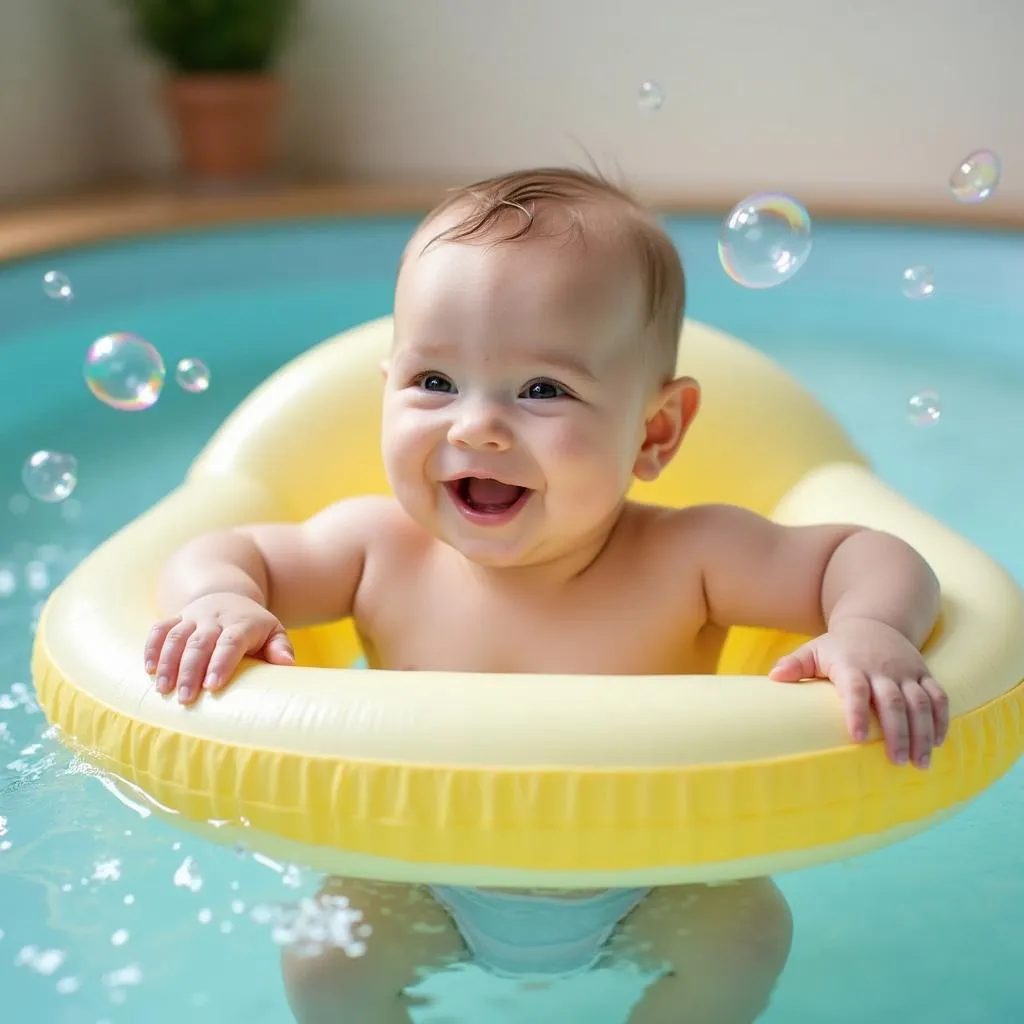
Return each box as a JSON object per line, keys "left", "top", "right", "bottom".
{"left": 317, "top": 494, "right": 431, "bottom": 559}
{"left": 622, "top": 500, "right": 771, "bottom": 556}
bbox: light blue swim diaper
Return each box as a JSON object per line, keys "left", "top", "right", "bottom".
{"left": 349, "top": 659, "right": 648, "bottom": 976}
{"left": 429, "top": 885, "right": 651, "bottom": 978}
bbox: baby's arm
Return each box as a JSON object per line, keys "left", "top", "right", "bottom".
{"left": 146, "top": 496, "right": 386, "bottom": 703}
{"left": 689, "top": 505, "right": 944, "bottom": 767}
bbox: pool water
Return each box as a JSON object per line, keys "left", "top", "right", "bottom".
{"left": 1, "top": 214, "right": 1023, "bottom": 1024}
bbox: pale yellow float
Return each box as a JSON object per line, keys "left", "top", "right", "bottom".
{"left": 31, "top": 317, "right": 1024, "bottom": 886}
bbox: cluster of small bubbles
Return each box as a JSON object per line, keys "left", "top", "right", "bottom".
{"left": 42, "top": 271, "right": 73, "bottom": 301}
{"left": 84, "top": 333, "right": 166, "bottom": 411}
{"left": 55, "top": 976, "right": 81, "bottom": 995}
{"left": 0, "top": 564, "right": 15, "bottom": 598}
{"left": 949, "top": 149, "right": 1001, "bottom": 204}
{"left": 282, "top": 864, "right": 304, "bottom": 889}
{"left": 637, "top": 79, "right": 664, "bottom": 113}
{"left": 92, "top": 857, "right": 122, "bottom": 882}
{"left": 173, "top": 855, "right": 203, "bottom": 892}
{"left": 110, "top": 929, "right": 130, "bottom": 947}
{"left": 22, "top": 451, "right": 78, "bottom": 503}
{"left": 251, "top": 894, "right": 370, "bottom": 959}
{"left": 231, "top": 899, "right": 246, "bottom": 914}
{"left": 197, "top": 908, "right": 213, "bottom": 925}
{"left": 123, "top": 894, "right": 135, "bottom": 906}
{"left": 901, "top": 265, "right": 935, "bottom": 300}
{"left": 718, "top": 193, "right": 812, "bottom": 289}
{"left": 907, "top": 390, "right": 941, "bottom": 427}
{"left": 15, "top": 945, "right": 66, "bottom": 975}
{"left": 175, "top": 358, "right": 211, "bottom": 393}
{"left": 1, "top": 682, "right": 39, "bottom": 715}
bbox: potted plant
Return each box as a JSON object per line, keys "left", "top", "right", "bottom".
{"left": 121, "top": 0, "right": 299, "bottom": 181}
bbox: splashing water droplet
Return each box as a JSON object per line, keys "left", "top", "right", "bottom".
{"left": 173, "top": 856, "right": 203, "bottom": 892}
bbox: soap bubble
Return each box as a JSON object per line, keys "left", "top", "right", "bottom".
{"left": 949, "top": 150, "right": 1001, "bottom": 204}
{"left": 43, "top": 271, "right": 73, "bottom": 301}
{"left": 175, "top": 358, "right": 210, "bottom": 393}
{"left": 718, "top": 193, "right": 812, "bottom": 289}
{"left": 901, "top": 265, "right": 935, "bottom": 299}
{"left": 22, "top": 451, "right": 78, "bottom": 503}
{"left": 638, "top": 80, "right": 664, "bottom": 113}
{"left": 907, "top": 390, "right": 941, "bottom": 427}
{"left": 84, "top": 333, "right": 165, "bottom": 411}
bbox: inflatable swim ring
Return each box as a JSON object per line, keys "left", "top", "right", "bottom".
{"left": 32, "top": 317, "right": 1024, "bottom": 886}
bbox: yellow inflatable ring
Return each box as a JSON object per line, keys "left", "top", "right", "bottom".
{"left": 32, "top": 317, "right": 1024, "bottom": 887}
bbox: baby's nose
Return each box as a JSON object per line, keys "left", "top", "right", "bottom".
{"left": 447, "top": 403, "right": 513, "bottom": 451}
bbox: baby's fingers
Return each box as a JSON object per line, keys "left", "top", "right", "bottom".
{"left": 260, "top": 628, "right": 295, "bottom": 666}
{"left": 144, "top": 618, "right": 179, "bottom": 676}
{"left": 202, "top": 624, "right": 258, "bottom": 692}
{"left": 830, "top": 665, "right": 872, "bottom": 743}
{"left": 921, "top": 676, "right": 949, "bottom": 746}
{"left": 154, "top": 619, "right": 197, "bottom": 696}
{"left": 175, "top": 626, "right": 223, "bottom": 704}
{"left": 900, "top": 679, "right": 935, "bottom": 769}
{"left": 869, "top": 676, "right": 910, "bottom": 765}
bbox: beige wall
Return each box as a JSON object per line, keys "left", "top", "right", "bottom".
{"left": 1, "top": 0, "right": 1020, "bottom": 209}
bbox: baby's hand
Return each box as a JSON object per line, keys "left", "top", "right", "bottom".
{"left": 144, "top": 593, "right": 294, "bottom": 705}
{"left": 768, "top": 618, "right": 948, "bottom": 769}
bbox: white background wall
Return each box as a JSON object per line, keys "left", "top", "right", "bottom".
{"left": 1, "top": 0, "right": 1021, "bottom": 210}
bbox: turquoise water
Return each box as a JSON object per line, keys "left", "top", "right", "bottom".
{"left": 1, "top": 213, "right": 1023, "bottom": 1023}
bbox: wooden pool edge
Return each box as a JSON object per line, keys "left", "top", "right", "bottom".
{"left": 1, "top": 180, "right": 1023, "bottom": 262}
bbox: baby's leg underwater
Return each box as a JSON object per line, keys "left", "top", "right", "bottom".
{"left": 614, "top": 877, "right": 793, "bottom": 1024}
{"left": 282, "top": 877, "right": 465, "bottom": 1024}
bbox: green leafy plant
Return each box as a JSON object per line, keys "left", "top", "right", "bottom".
{"left": 121, "top": 0, "right": 298, "bottom": 73}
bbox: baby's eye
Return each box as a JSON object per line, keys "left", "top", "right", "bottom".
{"left": 415, "top": 372, "right": 456, "bottom": 393}
{"left": 521, "top": 379, "right": 568, "bottom": 400}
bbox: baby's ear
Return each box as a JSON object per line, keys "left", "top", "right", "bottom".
{"left": 633, "top": 376, "right": 700, "bottom": 482}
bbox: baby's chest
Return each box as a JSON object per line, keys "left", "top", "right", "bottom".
{"left": 358, "top": 576, "right": 705, "bottom": 676}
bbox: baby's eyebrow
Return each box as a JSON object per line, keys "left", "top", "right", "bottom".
{"left": 536, "top": 352, "right": 598, "bottom": 383}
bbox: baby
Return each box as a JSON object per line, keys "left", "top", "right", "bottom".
{"left": 146, "top": 168, "right": 946, "bottom": 1024}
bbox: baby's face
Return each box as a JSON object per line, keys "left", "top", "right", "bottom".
{"left": 382, "top": 225, "right": 679, "bottom": 570}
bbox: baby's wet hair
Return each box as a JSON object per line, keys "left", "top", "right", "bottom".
{"left": 411, "top": 166, "right": 686, "bottom": 379}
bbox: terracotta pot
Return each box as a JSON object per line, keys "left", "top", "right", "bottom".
{"left": 162, "top": 74, "right": 284, "bottom": 181}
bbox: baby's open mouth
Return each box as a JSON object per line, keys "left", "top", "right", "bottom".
{"left": 446, "top": 477, "right": 531, "bottom": 517}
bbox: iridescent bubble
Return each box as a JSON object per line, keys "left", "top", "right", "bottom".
{"left": 949, "top": 150, "right": 1001, "bottom": 204}
{"left": 718, "top": 193, "right": 812, "bottom": 289}
{"left": 175, "top": 358, "right": 210, "bottom": 393}
{"left": 22, "top": 451, "right": 78, "bottom": 503}
{"left": 907, "top": 390, "right": 941, "bottom": 427}
{"left": 637, "top": 80, "right": 664, "bottom": 113}
{"left": 84, "top": 333, "right": 165, "bottom": 411}
{"left": 901, "top": 265, "right": 935, "bottom": 300}
{"left": 42, "top": 271, "right": 73, "bottom": 302}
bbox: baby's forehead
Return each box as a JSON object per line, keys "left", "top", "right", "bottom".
{"left": 402, "top": 213, "right": 643, "bottom": 309}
